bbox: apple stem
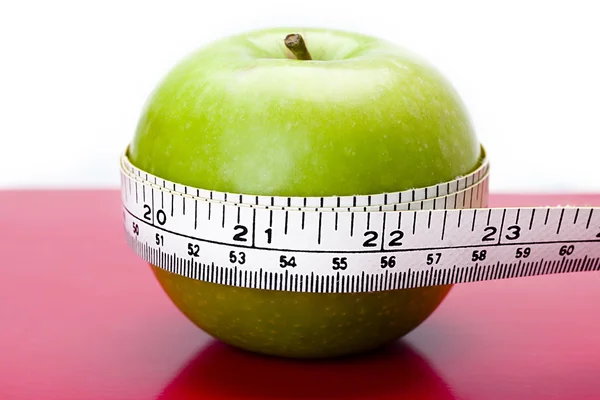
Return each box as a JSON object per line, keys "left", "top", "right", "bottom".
{"left": 284, "top": 33, "right": 312, "bottom": 60}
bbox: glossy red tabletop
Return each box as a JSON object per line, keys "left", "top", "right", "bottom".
{"left": 1, "top": 190, "right": 599, "bottom": 400}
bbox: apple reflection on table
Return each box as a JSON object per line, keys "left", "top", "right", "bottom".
{"left": 156, "top": 339, "right": 456, "bottom": 400}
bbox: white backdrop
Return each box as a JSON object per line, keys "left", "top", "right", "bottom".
{"left": 1, "top": 0, "right": 599, "bottom": 192}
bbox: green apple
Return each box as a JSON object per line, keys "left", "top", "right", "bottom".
{"left": 128, "top": 27, "right": 482, "bottom": 358}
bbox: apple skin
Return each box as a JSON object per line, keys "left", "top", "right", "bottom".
{"left": 128, "top": 27, "right": 482, "bottom": 358}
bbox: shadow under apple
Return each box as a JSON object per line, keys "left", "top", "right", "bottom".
{"left": 156, "top": 339, "right": 456, "bottom": 399}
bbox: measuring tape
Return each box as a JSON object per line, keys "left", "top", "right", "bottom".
{"left": 120, "top": 145, "right": 600, "bottom": 293}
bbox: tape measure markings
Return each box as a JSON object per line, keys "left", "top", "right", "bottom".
{"left": 121, "top": 160, "right": 492, "bottom": 214}
{"left": 122, "top": 201, "right": 600, "bottom": 254}
{"left": 121, "top": 180, "right": 491, "bottom": 253}
{"left": 120, "top": 146, "right": 600, "bottom": 293}
{"left": 121, "top": 169, "right": 599, "bottom": 254}
{"left": 120, "top": 146, "right": 490, "bottom": 209}
{"left": 123, "top": 232, "right": 600, "bottom": 293}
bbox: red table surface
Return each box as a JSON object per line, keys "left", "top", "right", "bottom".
{"left": 1, "top": 190, "right": 599, "bottom": 400}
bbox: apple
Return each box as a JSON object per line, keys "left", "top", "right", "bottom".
{"left": 127, "top": 27, "right": 482, "bottom": 358}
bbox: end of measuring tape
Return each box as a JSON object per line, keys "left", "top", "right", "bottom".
{"left": 119, "top": 145, "right": 600, "bottom": 293}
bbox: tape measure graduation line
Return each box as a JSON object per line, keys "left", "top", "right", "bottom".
{"left": 120, "top": 146, "right": 600, "bottom": 293}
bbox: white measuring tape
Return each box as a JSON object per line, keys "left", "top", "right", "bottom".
{"left": 120, "top": 145, "right": 600, "bottom": 293}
